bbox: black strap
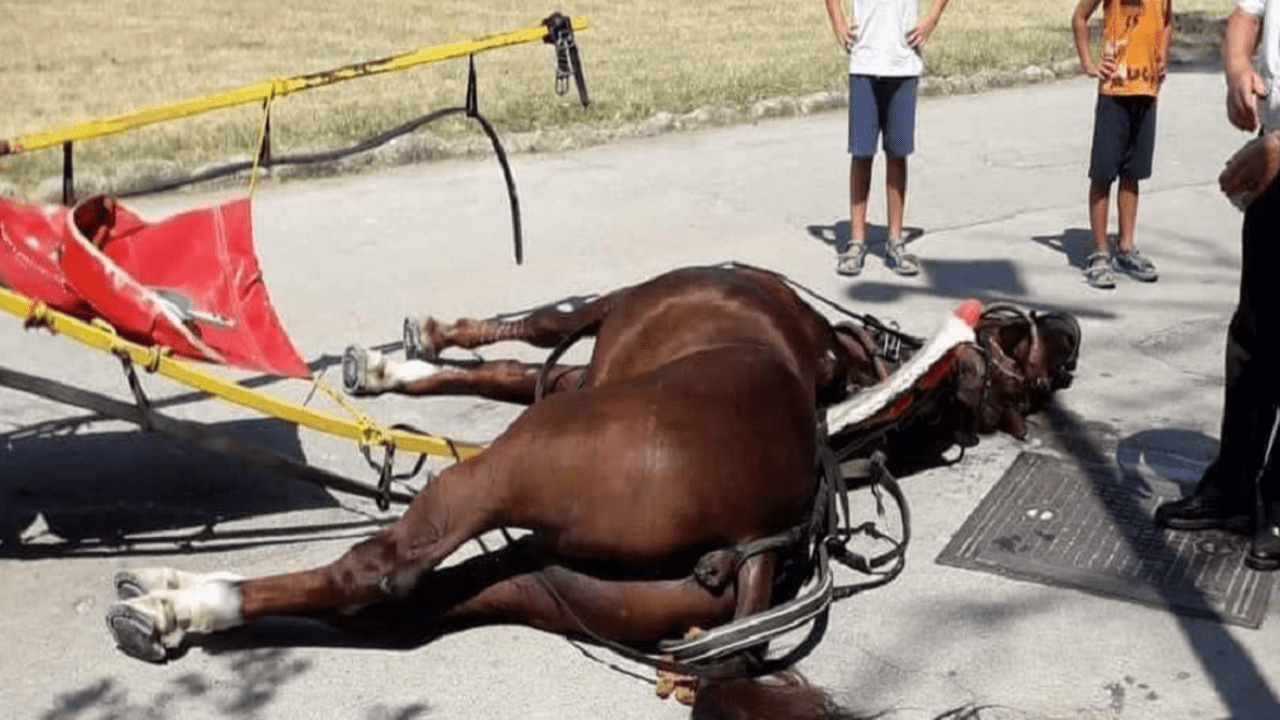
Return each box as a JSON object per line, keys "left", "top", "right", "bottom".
{"left": 534, "top": 317, "right": 600, "bottom": 401}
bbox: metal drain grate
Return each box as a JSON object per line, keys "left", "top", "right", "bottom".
{"left": 936, "top": 452, "right": 1276, "bottom": 628}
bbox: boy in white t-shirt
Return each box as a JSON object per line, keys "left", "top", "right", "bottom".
{"left": 824, "top": 0, "right": 951, "bottom": 277}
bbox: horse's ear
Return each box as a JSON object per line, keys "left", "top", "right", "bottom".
{"left": 831, "top": 322, "right": 887, "bottom": 390}
{"left": 1032, "top": 311, "right": 1081, "bottom": 391}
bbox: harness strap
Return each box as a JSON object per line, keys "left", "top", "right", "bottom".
{"left": 529, "top": 459, "right": 908, "bottom": 681}
{"left": 661, "top": 450, "right": 909, "bottom": 669}
{"left": 534, "top": 316, "right": 601, "bottom": 401}
{"left": 830, "top": 455, "right": 909, "bottom": 600}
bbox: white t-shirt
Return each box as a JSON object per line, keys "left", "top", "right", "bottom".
{"left": 847, "top": 0, "right": 924, "bottom": 77}
{"left": 1238, "top": 0, "right": 1280, "bottom": 131}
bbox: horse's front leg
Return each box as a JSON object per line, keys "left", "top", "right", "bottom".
{"left": 106, "top": 464, "right": 501, "bottom": 662}
{"left": 732, "top": 552, "right": 777, "bottom": 619}
{"left": 343, "top": 346, "right": 586, "bottom": 404}
{"left": 403, "top": 288, "right": 626, "bottom": 361}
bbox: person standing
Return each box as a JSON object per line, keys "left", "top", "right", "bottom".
{"left": 1071, "top": 0, "right": 1172, "bottom": 289}
{"left": 1155, "top": 1, "right": 1280, "bottom": 571}
{"left": 825, "top": 0, "right": 951, "bottom": 277}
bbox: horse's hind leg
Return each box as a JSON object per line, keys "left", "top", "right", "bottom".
{"left": 343, "top": 346, "right": 586, "bottom": 403}
{"left": 320, "top": 538, "right": 737, "bottom": 650}
{"left": 106, "top": 465, "right": 499, "bottom": 662}
{"left": 107, "top": 539, "right": 736, "bottom": 664}
{"left": 403, "top": 289, "right": 629, "bottom": 360}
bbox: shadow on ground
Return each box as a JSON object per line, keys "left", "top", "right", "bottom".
{"left": 1031, "top": 228, "right": 1095, "bottom": 271}
{"left": 0, "top": 417, "right": 341, "bottom": 557}
{"left": 806, "top": 221, "right": 925, "bottom": 254}
{"left": 1038, "top": 403, "right": 1280, "bottom": 718}
{"left": 41, "top": 648, "right": 430, "bottom": 720}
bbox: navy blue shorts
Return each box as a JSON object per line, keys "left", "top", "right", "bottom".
{"left": 848, "top": 74, "right": 918, "bottom": 158}
{"left": 1089, "top": 94, "right": 1158, "bottom": 183}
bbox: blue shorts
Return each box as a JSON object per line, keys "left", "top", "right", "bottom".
{"left": 848, "top": 74, "right": 918, "bottom": 158}
{"left": 1089, "top": 94, "right": 1158, "bottom": 183}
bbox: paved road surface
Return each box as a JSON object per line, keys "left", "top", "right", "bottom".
{"left": 3, "top": 71, "right": 1277, "bottom": 720}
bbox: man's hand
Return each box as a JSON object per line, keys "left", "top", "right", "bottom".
{"left": 1219, "top": 132, "right": 1280, "bottom": 209}
{"left": 1227, "top": 69, "right": 1268, "bottom": 132}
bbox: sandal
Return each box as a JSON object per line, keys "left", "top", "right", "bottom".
{"left": 1114, "top": 246, "right": 1158, "bottom": 282}
{"left": 836, "top": 243, "right": 867, "bottom": 276}
{"left": 1083, "top": 251, "right": 1115, "bottom": 289}
{"left": 885, "top": 238, "right": 920, "bottom": 276}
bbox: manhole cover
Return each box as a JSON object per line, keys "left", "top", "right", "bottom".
{"left": 936, "top": 452, "right": 1275, "bottom": 628}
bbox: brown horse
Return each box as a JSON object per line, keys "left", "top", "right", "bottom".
{"left": 105, "top": 264, "right": 1079, "bottom": 719}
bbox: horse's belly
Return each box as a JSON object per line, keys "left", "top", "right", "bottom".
{"left": 502, "top": 348, "right": 817, "bottom": 567}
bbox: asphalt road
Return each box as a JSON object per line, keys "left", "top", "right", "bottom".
{"left": 2, "top": 70, "right": 1277, "bottom": 720}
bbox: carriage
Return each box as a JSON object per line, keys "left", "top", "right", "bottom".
{"left": 0, "top": 16, "right": 1080, "bottom": 719}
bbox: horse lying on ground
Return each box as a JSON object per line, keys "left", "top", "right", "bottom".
{"left": 105, "top": 264, "right": 1079, "bottom": 719}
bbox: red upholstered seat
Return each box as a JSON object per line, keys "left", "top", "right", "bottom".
{"left": 1, "top": 194, "right": 309, "bottom": 378}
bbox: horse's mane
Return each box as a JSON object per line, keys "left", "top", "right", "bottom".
{"left": 691, "top": 673, "right": 874, "bottom": 720}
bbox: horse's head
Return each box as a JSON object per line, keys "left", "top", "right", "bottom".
{"left": 961, "top": 305, "right": 1080, "bottom": 439}
{"left": 824, "top": 302, "right": 1080, "bottom": 463}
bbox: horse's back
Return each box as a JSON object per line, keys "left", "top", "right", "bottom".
{"left": 585, "top": 265, "right": 831, "bottom": 391}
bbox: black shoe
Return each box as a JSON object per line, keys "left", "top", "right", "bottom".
{"left": 1154, "top": 494, "right": 1251, "bottom": 532}
{"left": 1248, "top": 499, "right": 1280, "bottom": 571}
{"left": 1247, "top": 523, "right": 1280, "bottom": 571}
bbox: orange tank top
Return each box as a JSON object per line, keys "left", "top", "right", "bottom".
{"left": 1100, "top": 0, "right": 1170, "bottom": 96}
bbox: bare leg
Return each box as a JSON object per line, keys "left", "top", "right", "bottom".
{"left": 849, "top": 158, "right": 873, "bottom": 246}
{"left": 1116, "top": 177, "right": 1139, "bottom": 253}
{"left": 1089, "top": 179, "right": 1112, "bottom": 255}
{"left": 885, "top": 156, "right": 907, "bottom": 241}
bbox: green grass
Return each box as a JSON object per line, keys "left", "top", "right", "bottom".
{"left": 0, "top": 0, "right": 1233, "bottom": 194}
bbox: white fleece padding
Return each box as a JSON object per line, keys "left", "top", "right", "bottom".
{"left": 827, "top": 302, "right": 979, "bottom": 431}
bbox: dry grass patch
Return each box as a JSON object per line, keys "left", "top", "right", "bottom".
{"left": 0, "top": 0, "right": 1231, "bottom": 193}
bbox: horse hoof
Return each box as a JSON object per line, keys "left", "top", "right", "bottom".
{"left": 106, "top": 602, "right": 168, "bottom": 663}
{"left": 114, "top": 570, "right": 151, "bottom": 600}
{"left": 403, "top": 316, "right": 440, "bottom": 361}
{"left": 342, "top": 345, "right": 373, "bottom": 395}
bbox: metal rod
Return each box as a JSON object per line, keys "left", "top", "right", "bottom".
{"left": 62, "top": 142, "right": 74, "bottom": 206}
{"left": 0, "top": 366, "right": 417, "bottom": 505}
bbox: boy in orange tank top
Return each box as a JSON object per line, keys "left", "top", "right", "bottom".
{"left": 1071, "top": 0, "right": 1172, "bottom": 288}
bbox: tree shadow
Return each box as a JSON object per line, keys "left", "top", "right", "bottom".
{"left": 40, "top": 648, "right": 430, "bottom": 720}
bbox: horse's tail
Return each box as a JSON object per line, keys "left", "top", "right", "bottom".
{"left": 691, "top": 672, "right": 870, "bottom": 720}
